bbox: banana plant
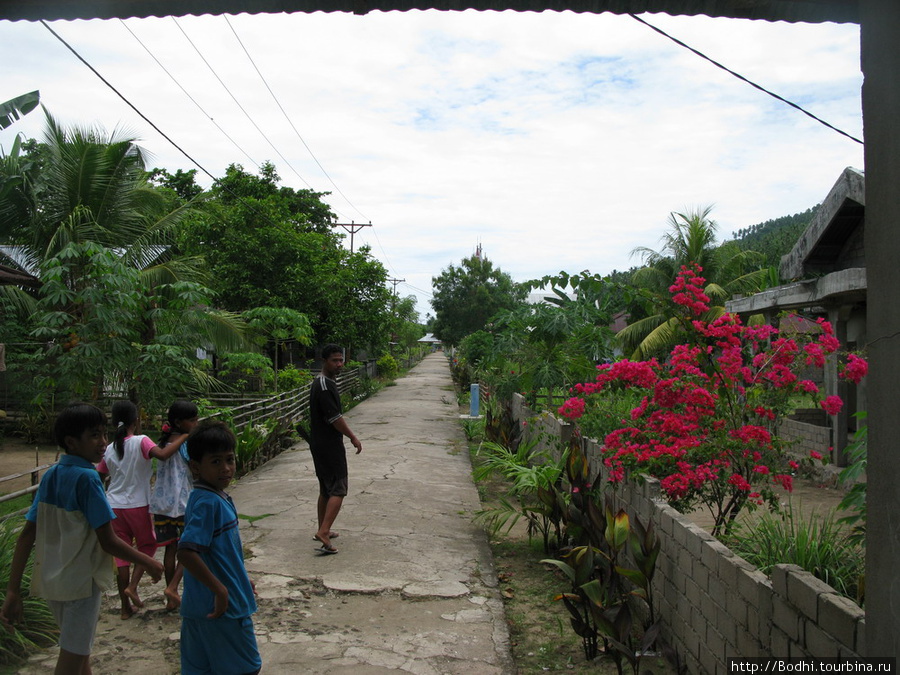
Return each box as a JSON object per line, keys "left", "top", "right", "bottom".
{"left": 0, "top": 91, "right": 39, "bottom": 130}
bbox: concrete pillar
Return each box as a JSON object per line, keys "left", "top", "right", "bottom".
{"left": 861, "top": 0, "right": 900, "bottom": 655}
{"left": 826, "top": 306, "right": 851, "bottom": 466}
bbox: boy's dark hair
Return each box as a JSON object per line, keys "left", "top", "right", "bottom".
{"left": 111, "top": 400, "right": 139, "bottom": 459}
{"left": 54, "top": 402, "right": 107, "bottom": 451}
{"left": 321, "top": 343, "right": 343, "bottom": 360}
{"left": 186, "top": 420, "right": 236, "bottom": 463}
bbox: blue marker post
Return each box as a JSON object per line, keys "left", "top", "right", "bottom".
{"left": 470, "top": 383, "right": 480, "bottom": 418}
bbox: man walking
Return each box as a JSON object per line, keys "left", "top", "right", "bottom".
{"left": 308, "top": 344, "right": 362, "bottom": 555}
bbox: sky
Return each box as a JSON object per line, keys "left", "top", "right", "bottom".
{"left": 0, "top": 10, "right": 864, "bottom": 319}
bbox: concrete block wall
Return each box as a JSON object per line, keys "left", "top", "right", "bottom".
{"left": 611, "top": 479, "right": 865, "bottom": 673}
{"left": 507, "top": 394, "right": 865, "bottom": 674}
{"left": 780, "top": 418, "right": 832, "bottom": 457}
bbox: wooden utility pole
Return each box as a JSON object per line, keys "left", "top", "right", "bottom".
{"left": 388, "top": 277, "right": 405, "bottom": 296}
{"left": 331, "top": 220, "right": 372, "bottom": 253}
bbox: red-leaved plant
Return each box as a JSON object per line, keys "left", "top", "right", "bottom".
{"left": 559, "top": 263, "right": 867, "bottom": 536}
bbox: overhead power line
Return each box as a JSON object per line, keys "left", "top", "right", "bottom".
{"left": 38, "top": 19, "right": 406, "bottom": 287}
{"left": 629, "top": 13, "right": 864, "bottom": 146}
{"left": 171, "top": 16, "right": 316, "bottom": 190}
{"left": 40, "top": 22, "right": 327, "bottom": 243}
{"left": 118, "top": 19, "right": 261, "bottom": 170}
{"left": 223, "top": 15, "right": 370, "bottom": 222}
{"left": 40, "top": 20, "right": 219, "bottom": 185}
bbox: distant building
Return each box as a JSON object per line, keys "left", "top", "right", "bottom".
{"left": 418, "top": 333, "right": 443, "bottom": 351}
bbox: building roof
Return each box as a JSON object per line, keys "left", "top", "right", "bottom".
{"left": 418, "top": 333, "right": 442, "bottom": 343}
{"left": 0, "top": 0, "right": 859, "bottom": 24}
{"left": 728, "top": 167, "right": 867, "bottom": 318}
{"left": 780, "top": 166, "right": 865, "bottom": 280}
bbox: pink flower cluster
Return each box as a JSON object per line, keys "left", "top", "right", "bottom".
{"left": 559, "top": 266, "right": 869, "bottom": 533}
{"left": 842, "top": 353, "right": 868, "bottom": 384}
{"left": 668, "top": 263, "right": 710, "bottom": 316}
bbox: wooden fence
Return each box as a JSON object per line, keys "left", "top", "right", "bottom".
{"left": 0, "top": 358, "right": 410, "bottom": 520}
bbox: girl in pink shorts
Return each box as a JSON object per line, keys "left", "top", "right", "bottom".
{"left": 98, "top": 400, "right": 188, "bottom": 619}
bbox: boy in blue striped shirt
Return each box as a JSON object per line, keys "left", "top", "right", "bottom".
{"left": 177, "top": 420, "right": 261, "bottom": 675}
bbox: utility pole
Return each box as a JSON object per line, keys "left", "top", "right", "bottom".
{"left": 331, "top": 220, "right": 372, "bottom": 253}
{"left": 388, "top": 277, "right": 406, "bottom": 296}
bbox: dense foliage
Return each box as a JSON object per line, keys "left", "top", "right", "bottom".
{"left": 730, "top": 207, "right": 817, "bottom": 269}
{"left": 430, "top": 253, "right": 526, "bottom": 346}
{"left": 1, "top": 109, "right": 416, "bottom": 414}
{"left": 617, "top": 206, "right": 771, "bottom": 360}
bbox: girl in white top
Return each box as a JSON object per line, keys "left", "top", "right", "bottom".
{"left": 97, "top": 400, "right": 187, "bottom": 619}
{"left": 149, "top": 399, "right": 199, "bottom": 610}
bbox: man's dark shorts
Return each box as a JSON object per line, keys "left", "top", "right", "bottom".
{"left": 318, "top": 475, "right": 348, "bottom": 498}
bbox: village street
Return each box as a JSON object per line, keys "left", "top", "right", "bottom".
{"left": 14, "top": 353, "right": 514, "bottom": 675}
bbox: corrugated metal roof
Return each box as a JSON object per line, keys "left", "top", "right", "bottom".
{"left": 0, "top": 0, "right": 859, "bottom": 24}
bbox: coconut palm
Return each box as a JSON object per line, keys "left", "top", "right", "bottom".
{"left": 2, "top": 111, "right": 207, "bottom": 293}
{"left": 0, "top": 110, "right": 248, "bottom": 407}
{"left": 617, "top": 206, "right": 770, "bottom": 359}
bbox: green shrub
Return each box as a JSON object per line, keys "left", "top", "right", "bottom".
{"left": 376, "top": 354, "right": 399, "bottom": 379}
{"left": 457, "top": 331, "right": 494, "bottom": 368}
{"left": 218, "top": 352, "right": 274, "bottom": 391}
{"left": 724, "top": 504, "right": 864, "bottom": 604}
{"left": 0, "top": 519, "right": 59, "bottom": 666}
{"left": 277, "top": 364, "right": 312, "bottom": 392}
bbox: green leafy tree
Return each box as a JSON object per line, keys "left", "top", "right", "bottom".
{"left": 179, "top": 163, "right": 392, "bottom": 353}
{"left": 387, "top": 294, "right": 423, "bottom": 352}
{"left": 148, "top": 167, "right": 204, "bottom": 202}
{"left": 243, "top": 306, "right": 313, "bottom": 390}
{"left": 0, "top": 112, "right": 247, "bottom": 410}
{"left": 431, "top": 253, "right": 526, "bottom": 346}
{"left": 479, "top": 271, "right": 622, "bottom": 409}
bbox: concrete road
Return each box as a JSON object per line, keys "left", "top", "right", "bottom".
{"left": 16, "top": 352, "right": 513, "bottom": 674}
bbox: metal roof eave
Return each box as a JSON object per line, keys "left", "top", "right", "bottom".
{"left": 0, "top": 0, "right": 860, "bottom": 24}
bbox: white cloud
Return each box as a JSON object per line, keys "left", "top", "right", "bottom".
{"left": 0, "top": 10, "right": 863, "bottom": 318}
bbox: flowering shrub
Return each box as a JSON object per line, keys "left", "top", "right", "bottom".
{"left": 559, "top": 264, "right": 868, "bottom": 536}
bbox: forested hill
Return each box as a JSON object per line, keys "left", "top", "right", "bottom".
{"left": 729, "top": 206, "right": 818, "bottom": 268}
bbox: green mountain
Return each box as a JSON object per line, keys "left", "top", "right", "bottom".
{"left": 729, "top": 206, "right": 818, "bottom": 269}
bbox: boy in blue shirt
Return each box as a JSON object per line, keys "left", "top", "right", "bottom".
{"left": 177, "top": 420, "right": 261, "bottom": 675}
{"left": 1, "top": 402, "right": 164, "bottom": 675}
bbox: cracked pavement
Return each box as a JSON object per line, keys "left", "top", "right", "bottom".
{"left": 16, "top": 352, "right": 514, "bottom": 675}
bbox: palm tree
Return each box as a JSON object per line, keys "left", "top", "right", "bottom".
{"left": 0, "top": 110, "right": 248, "bottom": 406}
{"left": 617, "top": 206, "right": 769, "bottom": 359}
{"left": 2, "top": 111, "right": 206, "bottom": 292}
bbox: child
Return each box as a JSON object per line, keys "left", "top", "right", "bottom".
{"left": 149, "top": 399, "right": 198, "bottom": 610}
{"left": 178, "top": 420, "right": 261, "bottom": 675}
{"left": 0, "top": 402, "right": 164, "bottom": 675}
{"left": 97, "top": 400, "right": 189, "bottom": 618}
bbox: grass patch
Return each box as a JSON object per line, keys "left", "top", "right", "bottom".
{"left": 724, "top": 504, "right": 864, "bottom": 604}
{"left": 0, "top": 495, "right": 32, "bottom": 519}
{"left": 0, "top": 520, "right": 59, "bottom": 668}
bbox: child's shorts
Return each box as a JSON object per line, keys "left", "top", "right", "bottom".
{"left": 153, "top": 514, "right": 185, "bottom": 547}
{"left": 111, "top": 506, "right": 156, "bottom": 567}
{"left": 47, "top": 583, "right": 102, "bottom": 656}
{"left": 181, "top": 615, "right": 261, "bottom": 675}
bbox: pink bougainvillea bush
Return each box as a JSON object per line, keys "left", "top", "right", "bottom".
{"left": 559, "top": 264, "right": 867, "bottom": 536}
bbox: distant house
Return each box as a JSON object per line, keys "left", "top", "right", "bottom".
{"left": 727, "top": 167, "right": 866, "bottom": 465}
{"left": 418, "top": 333, "right": 443, "bottom": 351}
